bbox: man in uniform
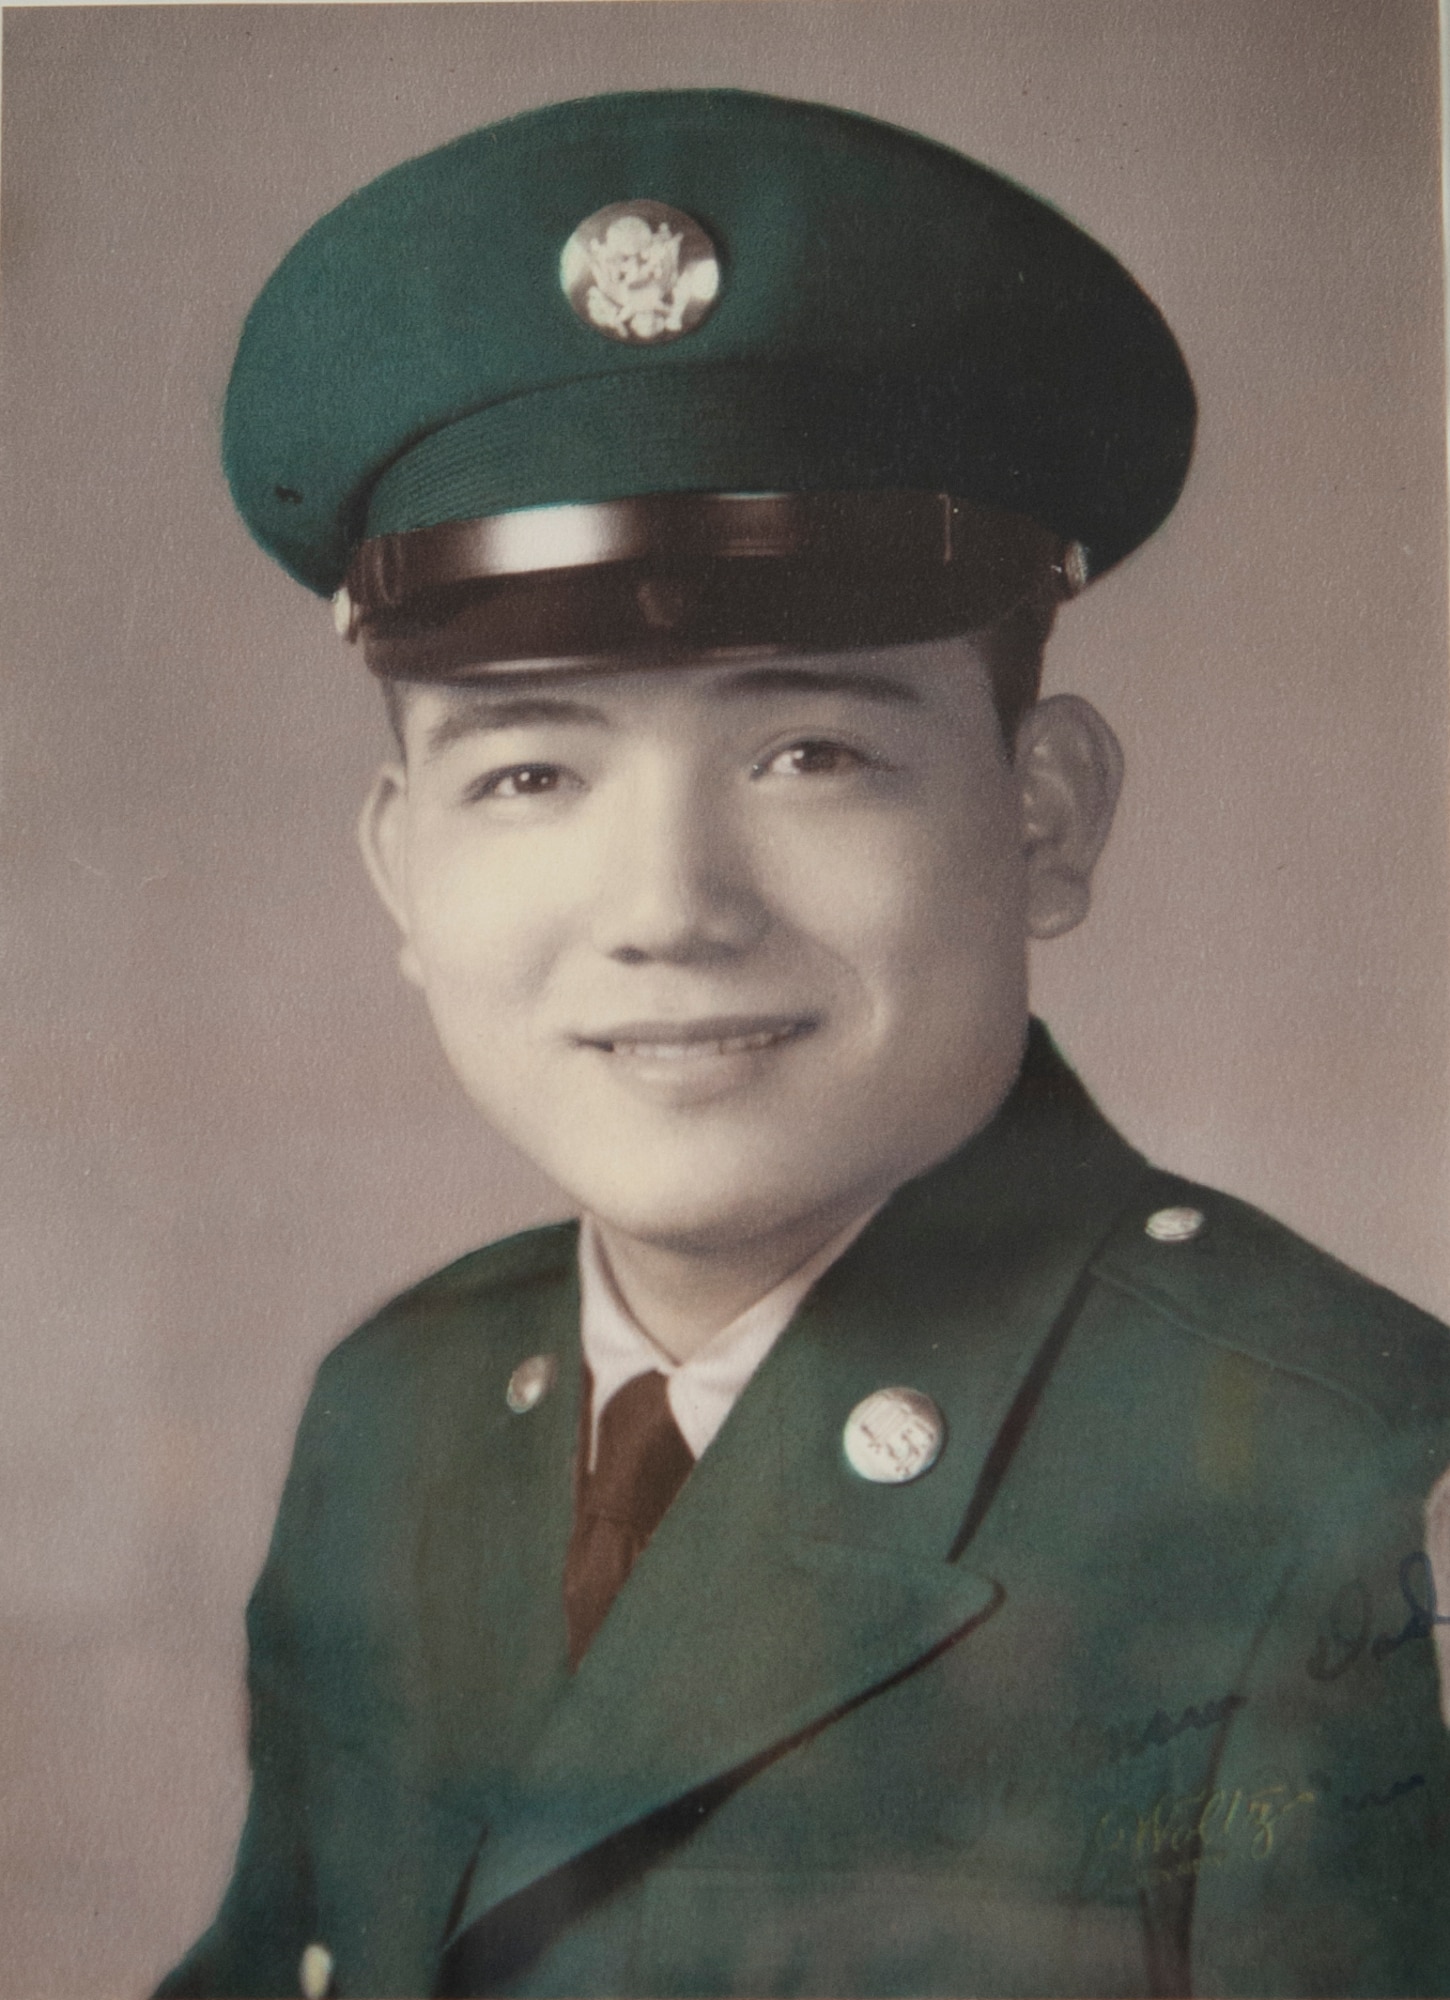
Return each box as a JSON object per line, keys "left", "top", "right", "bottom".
{"left": 159, "top": 89, "right": 1450, "bottom": 1999}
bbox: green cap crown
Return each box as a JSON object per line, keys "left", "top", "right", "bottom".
{"left": 225, "top": 88, "right": 1194, "bottom": 602}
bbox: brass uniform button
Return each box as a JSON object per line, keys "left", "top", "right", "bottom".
{"left": 1145, "top": 1205, "right": 1206, "bottom": 1244}
{"left": 506, "top": 1354, "right": 558, "bottom": 1413}
{"left": 298, "top": 1942, "right": 334, "bottom": 1999}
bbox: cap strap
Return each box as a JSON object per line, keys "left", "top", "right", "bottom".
{"left": 340, "top": 491, "right": 1084, "bottom": 675}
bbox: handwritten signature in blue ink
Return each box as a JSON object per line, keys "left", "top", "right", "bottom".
{"left": 1307, "top": 1552, "right": 1450, "bottom": 1682}
{"left": 1077, "top": 1692, "right": 1248, "bottom": 1768}
{"left": 1308, "top": 1769, "right": 1427, "bottom": 1813}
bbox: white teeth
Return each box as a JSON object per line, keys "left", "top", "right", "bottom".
{"left": 607, "top": 1028, "right": 793, "bottom": 1060}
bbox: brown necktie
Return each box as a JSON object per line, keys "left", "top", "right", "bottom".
{"left": 563, "top": 1368, "right": 695, "bottom": 1668}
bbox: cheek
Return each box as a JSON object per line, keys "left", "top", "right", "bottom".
{"left": 403, "top": 825, "right": 565, "bottom": 1012}
{"left": 759, "top": 787, "right": 1026, "bottom": 1001}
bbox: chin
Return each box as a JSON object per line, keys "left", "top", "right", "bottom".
{"left": 549, "top": 1116, "right": 930, "bottom": 1255}
{"left": 578, "top": 1173, "right": 809, "bottom": 1253}
{"left": 549, "top": 1142, "right": 843, "bottom": 1253}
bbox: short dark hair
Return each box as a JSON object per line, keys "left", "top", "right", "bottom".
{"left": 970, "top": 576, "right": 1059, "bottom": 746}
{"left": 378, "top": 583, "right": 1057, "bottom": 756}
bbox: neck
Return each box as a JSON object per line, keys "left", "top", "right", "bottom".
{"left": 591, "top": 1204, "right": 874, "bottom": 1363}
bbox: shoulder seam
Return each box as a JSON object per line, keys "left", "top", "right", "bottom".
{"left": 1089, "top": 1261, "right": 1395, "bottom": 1435}
{"left": 352, "top": 1219, "right": 578, "bottom": 1329}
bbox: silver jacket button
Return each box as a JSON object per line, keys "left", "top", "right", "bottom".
{"left": 506, "top": 1354, "right": 558, "bottom": 1413}
{"left": 298, "top": 1942, "right": 333, "bottom": 1999}
{"left": 843, "top": 1388, "right": 946, "bottom": 1484}
{"left": 1145, "top": 1205, "right": 1206, "bottom": 1244}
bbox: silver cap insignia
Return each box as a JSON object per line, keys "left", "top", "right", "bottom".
{"left": 560, "top": 201, "right": 721, "bottom": 345}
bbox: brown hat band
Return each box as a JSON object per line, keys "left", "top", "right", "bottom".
{"left": 340, "top": 491, "right": 1086, "bottom": 681}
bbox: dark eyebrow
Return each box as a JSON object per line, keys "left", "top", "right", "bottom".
{"left": 423, "top": 694, "right": 609, "bottom": 760}
{"left": 418, "top": 661, "right": 921, "bottom": 758}
{"left": 712, "top": 666, "right": 924, "bottom": 707}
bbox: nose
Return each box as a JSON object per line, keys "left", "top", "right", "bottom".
{"left": 592, "top": 756, "right": 768, "bottom": 966}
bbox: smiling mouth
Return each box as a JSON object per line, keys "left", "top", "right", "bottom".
{"left": 577, "top": 1016, "right": 817, "bottom": 1061}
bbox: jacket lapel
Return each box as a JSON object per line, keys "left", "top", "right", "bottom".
{"left": 445, "top": 1025, "right": 1152, "bottom": 1956}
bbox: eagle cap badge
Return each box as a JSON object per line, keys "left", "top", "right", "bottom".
{"left": 560, "top": 200, "right": 721, "bottom": 344}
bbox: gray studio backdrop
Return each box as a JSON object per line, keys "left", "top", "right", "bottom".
{"left": 2, "top": 3, "right": 1446, "bottom": 1992}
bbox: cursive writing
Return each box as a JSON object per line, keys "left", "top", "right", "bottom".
{"left": 1307, "top": 1553, "right": 1450, "bottom": 1682}
{"left": 1093, "top": 1778, "right": 1317, "bottom": 1881}
{"left": 1071, "top": 1692, "right": 1248, "bottom": 1769}
{"left": 1307, "top": 1767, "right": 1427, "bottom": 1814}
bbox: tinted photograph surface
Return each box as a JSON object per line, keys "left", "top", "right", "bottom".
{"left": 2, "top": 4, "right": 1448, "bottom": 1995}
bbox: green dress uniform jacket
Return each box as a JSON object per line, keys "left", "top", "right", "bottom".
{"left": 158, "top": 1027, "right": 1450, "bottom": 1998}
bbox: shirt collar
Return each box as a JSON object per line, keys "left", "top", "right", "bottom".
{"left": 578, "top": 1207, "right": 880, "bottom": 1464}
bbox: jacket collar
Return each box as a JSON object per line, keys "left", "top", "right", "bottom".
{"left": 444, "top": 1022, "right": 1152, "bottom": 1959}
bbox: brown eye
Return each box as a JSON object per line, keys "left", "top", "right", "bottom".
{"left": 467, "top": 763, "right": 571, "bottom": 802}
{"left": 755, "top": 740, "right": 867, "bottom": 778}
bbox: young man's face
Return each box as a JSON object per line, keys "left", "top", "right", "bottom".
{"left": 361, "top": 639, "right": 1113, "bottom": 1256}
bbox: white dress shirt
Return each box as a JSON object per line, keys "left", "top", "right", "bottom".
{"left": 577, "top": 1210, "right": 879, "bottom": 1468}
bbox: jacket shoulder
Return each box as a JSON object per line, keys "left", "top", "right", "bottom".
{"left": 1090, "top": 1169, "right": 1450, "bottom": 1439}
{"left": 376, "top": 1216, "right": 578, "bottom": 1314}
{"left": 318, "top": 1218, "right": 579, "bottom": 1382}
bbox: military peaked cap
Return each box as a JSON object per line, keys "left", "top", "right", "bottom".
{"left": 224, "top": 88, "right": 1196, "bottom": 679}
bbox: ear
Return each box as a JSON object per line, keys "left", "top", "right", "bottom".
{"left": 1014, "top": 695, "right": 1124, "bottom": 941}
{"left": 357, "top": 764, "right": 426, "bottom": 988}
